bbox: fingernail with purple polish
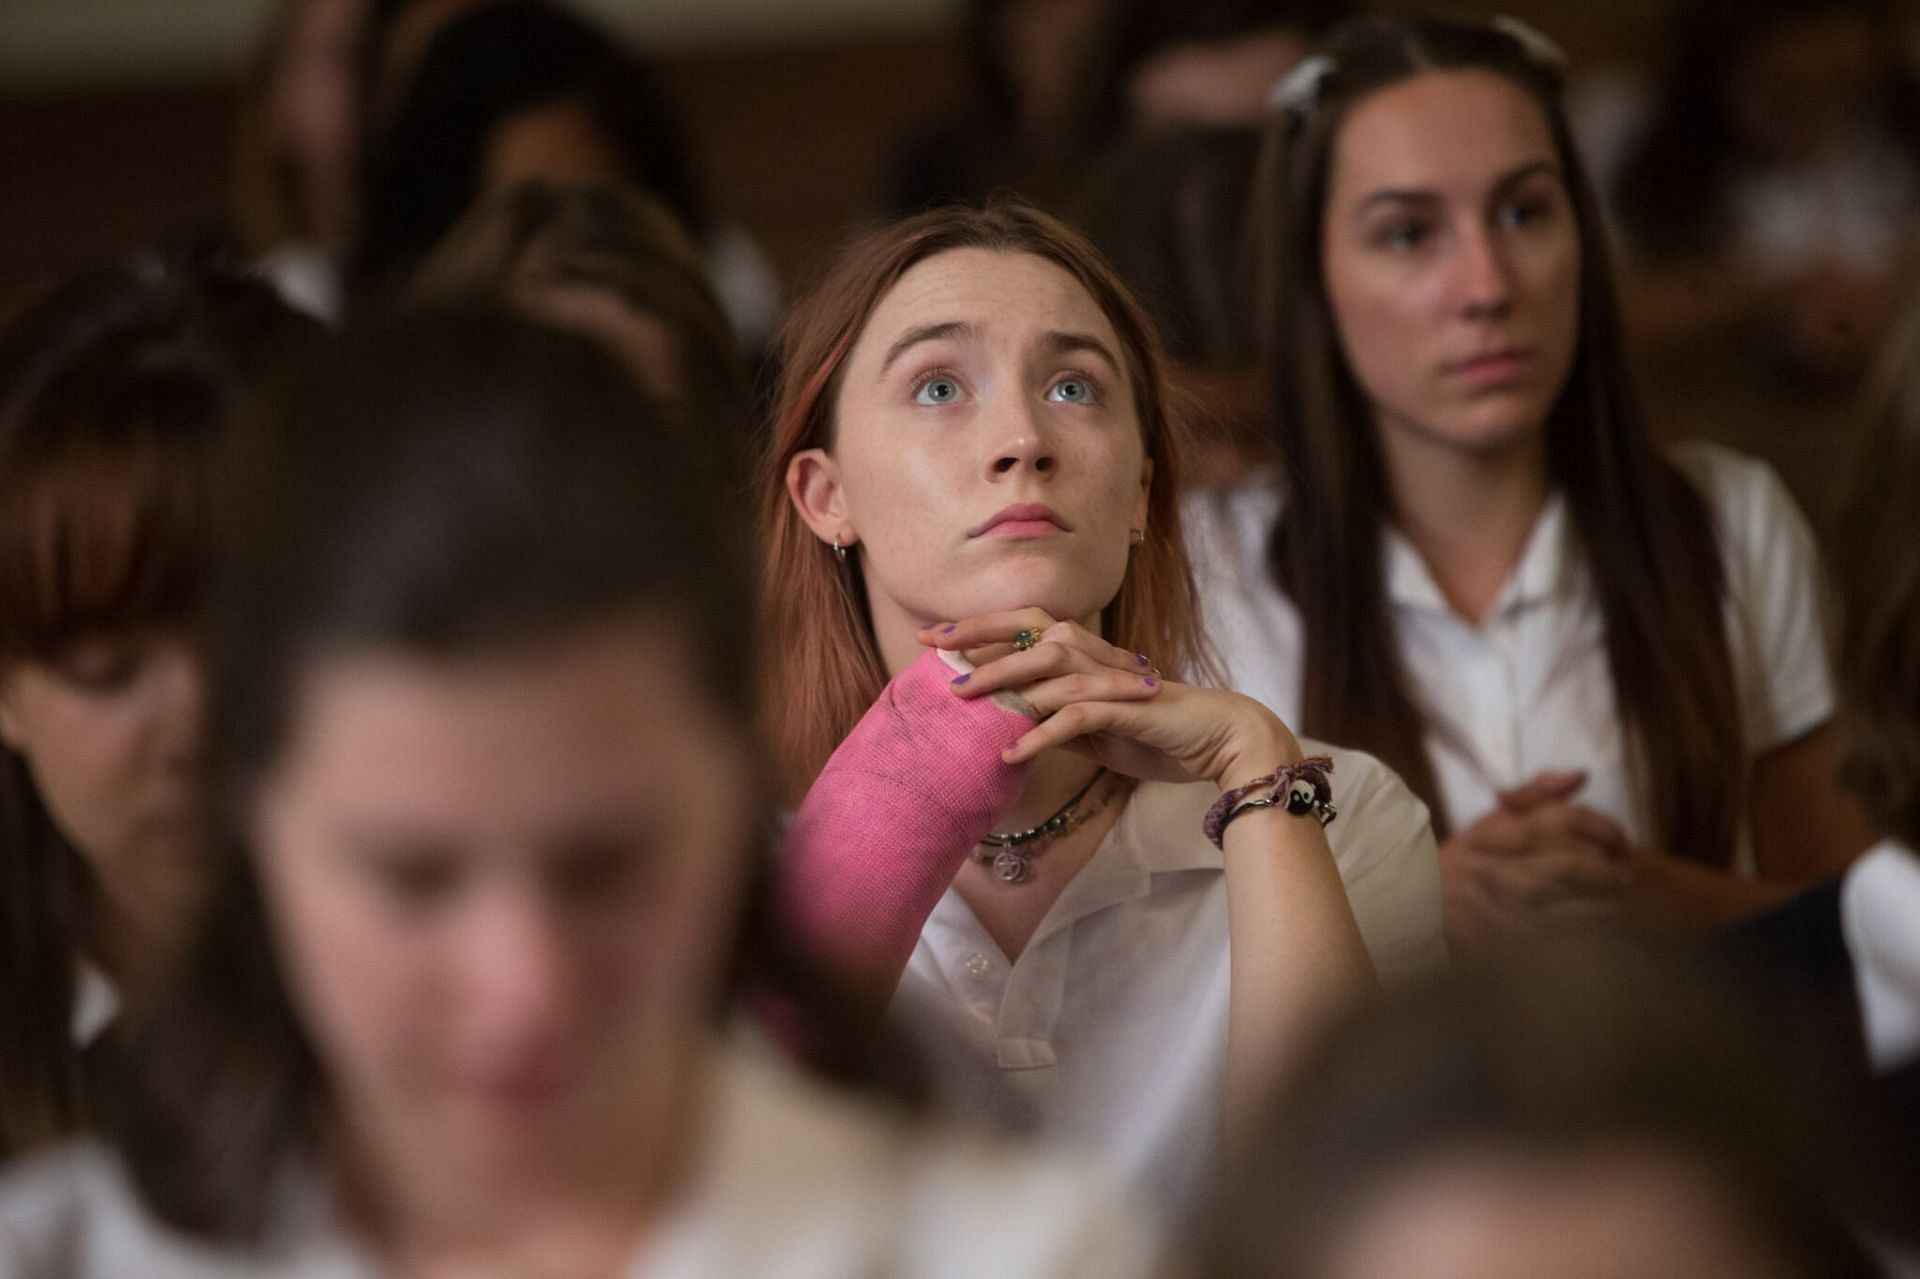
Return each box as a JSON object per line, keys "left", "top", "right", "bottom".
{"left": 1135, "top": 652, "right": 1151, "bottom": 665}
{"left": 941, "top": 623, "right": 958, "bottom": 634}
{"left": 1142, "top": 677, "right": 1159, "bottom": 689}
{"left": 951, "top": 672, "right": 971, "bottom": 685}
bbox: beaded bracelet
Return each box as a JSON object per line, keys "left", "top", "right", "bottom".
{"left": 1202, "top": 756, "right": 1337, "bottom": 849}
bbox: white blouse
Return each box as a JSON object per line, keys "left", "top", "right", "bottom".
{"left": 0, "top": 1046, "right": 1160, "bottom": 1279}
{"left": 1183, "top": 443, "right": 1833, "bottom": 861}
{"left": 893, "top": 747, "right": 1445, "bottom": 1214}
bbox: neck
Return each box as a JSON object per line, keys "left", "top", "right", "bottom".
{"left": 339, "top": 1039, "right": 708, "bottom": 1274}
{"left": 82, "top": 857, "right": 201, "bottom": 1001}
{"left": 1376, "top": 419, "right": 1551, "bottom": 626}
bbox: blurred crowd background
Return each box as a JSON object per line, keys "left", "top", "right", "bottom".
{"left": 6, "top": 0, "right": 1920, "bottom": 543}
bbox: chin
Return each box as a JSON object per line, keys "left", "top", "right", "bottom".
{"left": 946, "top": 556, "right": 1121, "bottom": 627}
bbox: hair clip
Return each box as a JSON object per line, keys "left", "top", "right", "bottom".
{"left": 1269, "top": 54, "right": 1336, "bottom": 118}
{"left": 1491, "top": 16, "right": 1569, "bottom": 70}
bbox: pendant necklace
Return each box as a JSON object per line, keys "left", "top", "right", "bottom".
{"left": 970, "top": 767, "right": 1111, "bottom": 884}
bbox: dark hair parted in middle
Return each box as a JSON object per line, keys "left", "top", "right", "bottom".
{"left": 111, "top": 306, "right": 860, "bottom": 1241}
{"left": 351, "top": 0, "right": 707, "bottom": 298}
{"left": 409, "top": 178, "right": 754, "bottom": 470}
{"left": 1192, "top": 947, "right": 1879, "bottom": 1279}
{"left": 0, "top": 251, "right": 317, "bottom": 1159}
{"left": 1256, "top": 12, "right": 1745, "bottom": 860}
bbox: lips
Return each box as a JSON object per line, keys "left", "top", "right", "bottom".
{"left": 968, "top": 502, "right": 1072, "bottom": 538}
{"left": 1447, "top": 347, "right": 1534, "bottom": 384}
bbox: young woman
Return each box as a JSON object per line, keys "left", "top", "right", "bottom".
{"left": 762, "top": 200, "right": 1445, "bottom": 1212}
{"left": 1724, "top": 302, "right": 1920, "bottom": 1255}
{"left": 1189, "top": 13, "right": 1873, "bottom": 949}
{"left": 0, "top": 253, "right": 316, "bottom": 1159}
{"left": 0, "top": 307, "right": 1159, "bottom": 1277}
{"left": 407, "top": 178, "right": 754, "bottom": 472}
{"left": 1190, "top": 947, "right": 1879, "bottom": 1279}
{"left": 351, "top": 0, "right": 780, "bottom": 350}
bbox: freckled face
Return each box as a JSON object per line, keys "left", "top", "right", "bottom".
{"left": 820, "top": 249, "right": 1151, "bottom": 641}
{"left": 1321, "top": 70, "right": 1582, "bottom": 462}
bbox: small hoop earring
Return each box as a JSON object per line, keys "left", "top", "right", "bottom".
{"left": 833, "top": 533, "right": 848, "bottom": 564}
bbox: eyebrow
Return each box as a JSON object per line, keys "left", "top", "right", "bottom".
{"left": 876, "top": 322, "right": 1126, "bottom": 380}
{"left": 1039, "top": 330, "right": 1123, "bottom": 373}
{"left": 1354, "top": 159, "right": 1562, "bottom": 216}
{"left": 879, "top": 321, "right": 973, "bottom": 377}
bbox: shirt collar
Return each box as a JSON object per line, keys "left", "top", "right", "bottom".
{"left": 1384, "top": 491, "right": 1576, "bottom": 619}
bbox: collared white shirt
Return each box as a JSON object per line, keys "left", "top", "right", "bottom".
{"left": 894, "top": 748, "right": 1443, "bottom": 1213}
{"left": 1843, "top": 840, "right": 1920, "bottom": 1073}
{"left": 0, "top": 1045, "right": 1159, "bottom": 1279}
{"left": 1183, "top": 443, "right": 1832, "bottom": 860}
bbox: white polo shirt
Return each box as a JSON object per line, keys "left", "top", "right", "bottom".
{"left": 893, "top": 746, "right": 1443, "bottom": 1213}
{"left": 0, "top": 1045, "right": 1161, "bottom": 1279}
{"left": 1183, "top": 443, "right": 1833, "bottom": 857}
{"left": 1843, "top": 839, "right": 1920, "bottom": 1073}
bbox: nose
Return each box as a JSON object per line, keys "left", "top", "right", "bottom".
{"left": 986, "top": 397, "right": 1058, "bottom": 481}
{"left": 151, "top": 644, "right": 206, "bottom": 770}
{"left": 458, "top": 887, "right": 576, "bottom": 1049}
{"left": 1452, "top": 223, "right": 1514, "bottom": 320}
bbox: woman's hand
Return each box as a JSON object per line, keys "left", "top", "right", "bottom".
{"left": 918, "top": 609, "right": 1301, "bottom": 792}
{"left": 1439, "top": 770, "right": 1633, "bottom": 948}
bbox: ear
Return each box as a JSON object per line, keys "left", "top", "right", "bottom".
{"left": 786, "top": 447, "right": 855, "bottom": 548}
{"left": 1131, "top": 455, "right": 1154, "bottom": 541}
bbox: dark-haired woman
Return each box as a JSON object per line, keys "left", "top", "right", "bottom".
{"left": 0, "top": 255, "right": 317, "bottom": 1160}
{"left": 0, "top": 307, "right": 1158, "bottom": 1277}
{"left": 1189, "top": 13, "right": 1874, "bottom": 949}
{"left": 1721, "top": 303, "right": 1920, "bottom": 1259}
{"left": 1190, "top": 947, "right": 1882, "bottom": 1279}
{"left": 407, "top": 178, "right": 755, "bottom": 474}
{"left": 352, "top": 0, "right": 779, "bottom": 348}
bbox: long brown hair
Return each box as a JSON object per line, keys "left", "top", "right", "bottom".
{"left": 1257, "top": 13, "right": 1745, "bottom": 861}
{"left": 1838, "top": 301, "right": 1920, "bottom": 852}
{"left": 0, "top": 251, "right": 316, "bottom": 1158}
{"left": 757, "top": 199, "right": 1207, "bottom": 798}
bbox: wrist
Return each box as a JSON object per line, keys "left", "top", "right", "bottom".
{"left": 1215, "top": 713, "right": 1304, "bottom": 793}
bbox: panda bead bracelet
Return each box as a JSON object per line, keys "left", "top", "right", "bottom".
{"left": 1202, "top": 756, "right": 1337, "bottom": 849}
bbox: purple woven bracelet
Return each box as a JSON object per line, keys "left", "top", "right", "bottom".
{"left": 1202, "top": 755, "right": 1336, "bottom": 848}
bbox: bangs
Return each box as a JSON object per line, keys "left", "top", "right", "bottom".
{"left": 0, "top": 430, "right": 202, "bottom": 662}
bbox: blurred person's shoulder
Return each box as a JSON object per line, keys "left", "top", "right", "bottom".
{"left": 0, "top": 1140, "right": 370, "bottom": 1278}
{"left": 639, "top": 1042, "right": 1166, "bottom": 1279}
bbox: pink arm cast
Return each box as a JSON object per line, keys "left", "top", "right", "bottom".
{"left": 780, "top": 647, "right": 1035, "bottom": 989}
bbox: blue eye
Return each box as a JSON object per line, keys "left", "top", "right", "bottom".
{"left": 1047, "top": 376, "right": 1097, "bottom": 404}
{"left": 913, "top": 375, "right": 963, "bottom": 405}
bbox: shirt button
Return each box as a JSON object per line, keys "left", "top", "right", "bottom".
{"left": 964, "top": 952, "right": 991, "bottom": 976}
